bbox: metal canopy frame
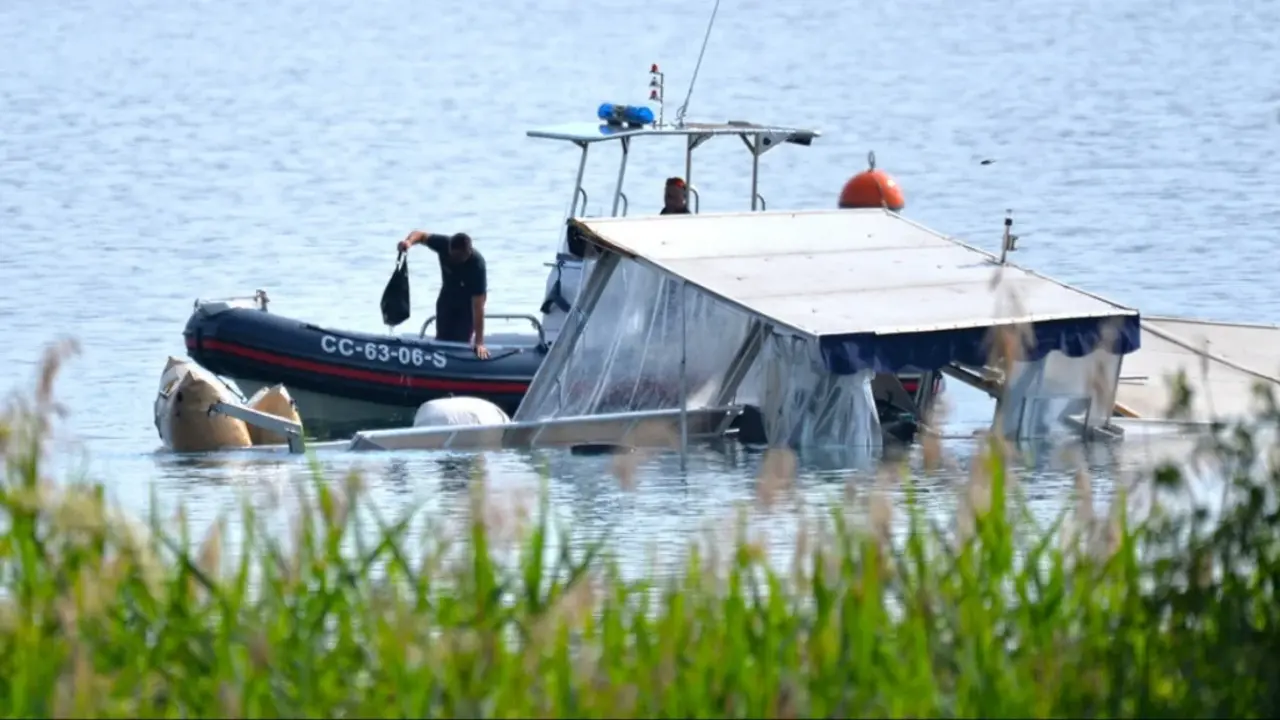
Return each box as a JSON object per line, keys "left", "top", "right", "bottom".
{"left": 526, "top": 120, "right": 821, "bottom": 221}
{"left": 207, "top": 401, "right": 306, "bottom": 454}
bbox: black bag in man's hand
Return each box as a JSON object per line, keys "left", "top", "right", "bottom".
{"left": 380, "top": 252, "right": 411, "bottom": 327}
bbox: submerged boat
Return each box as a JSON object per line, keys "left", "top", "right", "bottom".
{"left": 179, "top": 66, "right": 941, "bottom": 441}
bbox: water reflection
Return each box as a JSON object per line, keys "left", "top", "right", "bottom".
{"left": 379, "top": 457, "right": 414, "bottom": 497}
{"left": 150, "top": 449, "right": 293, "bottom": 480}
{"left": 118, "top": 417, "right": 1239, "bottom": 584}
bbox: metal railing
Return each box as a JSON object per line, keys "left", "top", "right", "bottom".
{"left": 418, "top": 313, "right": 547, "bottom": 346}
{"left": 207, "top": 401, "right": 306, "bottom": 454}
{"left": 349, "top": 405, "right": 743, "bottom": 452}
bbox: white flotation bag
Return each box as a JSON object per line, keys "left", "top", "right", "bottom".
{"left": 245, "top": 384, "right": 303, "bottom": 446}
{"left": 413, "top": 396, "right": 511, "bottom": 427}
{"left": 154, "top": 356, "right": 253, "bottom": 453}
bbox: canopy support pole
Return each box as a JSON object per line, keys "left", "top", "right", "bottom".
{"left": 679, "top": 279, "right": 689, "bottom": 471}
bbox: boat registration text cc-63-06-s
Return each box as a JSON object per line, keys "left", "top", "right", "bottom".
{"left": 319, "top": 335, "right": 449, "bottom": 369}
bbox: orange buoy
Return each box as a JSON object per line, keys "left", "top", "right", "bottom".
{"left": 838, "top": 151, "right": 905, "bottom": 211}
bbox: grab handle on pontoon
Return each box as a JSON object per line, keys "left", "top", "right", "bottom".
{"left": 687, "top": 184, "right": 701, "bottom": 213}
{"left": 191, "top": 289, "right": 270, "bottom": 313}
{"left": 754, "top": 193, "right": 767, "bottom": 211}
{"left": 618, "top": 192, "right": 629, "bottom": 217}
{"left": 419, "top": 313, "right": 547, "bottom": 346}
{"left": 574, "top": 187, "right": 589, "bottom": 217}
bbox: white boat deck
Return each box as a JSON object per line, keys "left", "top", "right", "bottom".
{"left": 1116, "top": 316, "right": 1280, "bottom": 422}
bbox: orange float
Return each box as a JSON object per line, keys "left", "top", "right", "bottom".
{"left": 838, "top": 151, "right": 905, "bottom": 212}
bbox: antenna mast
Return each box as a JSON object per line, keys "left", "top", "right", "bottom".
{"left": 999, "top": 209, "right": 1018, "bottom": 264}
{"left": 674, "top": 0, "right": 723, "bottom": 128}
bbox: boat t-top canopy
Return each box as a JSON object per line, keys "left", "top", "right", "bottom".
{"left": 562, "top": 208, "right": 1142, "bottom": 375}
{"left": 527, "top": 115, "right": 822, "bottom": 216}
{"left": 527, "top": 64, "right": 823, "bottom": 217}
{"left": 526, "top": 120, "right": 820, "bottom": 147}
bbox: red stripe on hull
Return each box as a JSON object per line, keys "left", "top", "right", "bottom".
{"left": 186, "top": 337, "right": 530, "bottom": 394}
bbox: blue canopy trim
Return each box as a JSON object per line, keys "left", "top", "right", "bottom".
{"left": 818, "top": 314, "right": 1142, "bottom": 375}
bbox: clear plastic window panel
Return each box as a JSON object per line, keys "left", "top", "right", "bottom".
{"left": 995, "top": 347, "right": 1122, "bottom": 440}
{"left": 519, "top": 257, "right": 754, "bottom": 420}
{"left": 520, "top": 255, "right": 886, "bottom": 453}
{"left": 737, "top": 333, "right": 882, "bottom": 451}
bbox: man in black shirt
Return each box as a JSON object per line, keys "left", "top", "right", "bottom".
{"left": 397, "top": 230, "right": 490, "bottom": 359}
{"left": 660, "top": 177, "right": 692, "bottom": 215}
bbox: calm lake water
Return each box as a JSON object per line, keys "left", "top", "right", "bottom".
{"left": 2, "top": 0, "right": 1278, "bottom": 569}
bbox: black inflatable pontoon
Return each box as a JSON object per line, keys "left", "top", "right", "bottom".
{"left": 183, "top": 299, "right": 547, "bottom": 434}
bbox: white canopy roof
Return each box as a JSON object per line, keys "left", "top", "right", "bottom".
{"left": 573, "top": 208, "right": 1138, "bottom": 339}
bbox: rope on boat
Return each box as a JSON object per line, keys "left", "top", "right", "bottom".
{"left": 674, "top": 0, "right": 722, "bottom": 127}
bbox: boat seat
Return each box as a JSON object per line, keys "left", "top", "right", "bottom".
{"left": 564, "top": 220, "right": 588, "bottom": 259}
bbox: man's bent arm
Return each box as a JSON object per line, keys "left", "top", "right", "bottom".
{"left": 471, "top": 294, "right": 486, "bottom": 346}
{"left": 404, "top": 230, "right": 450, "bottom": 253}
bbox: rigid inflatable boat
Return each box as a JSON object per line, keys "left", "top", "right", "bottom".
{"left": 182, "top": 295, "right": 547, "bottom": 437}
